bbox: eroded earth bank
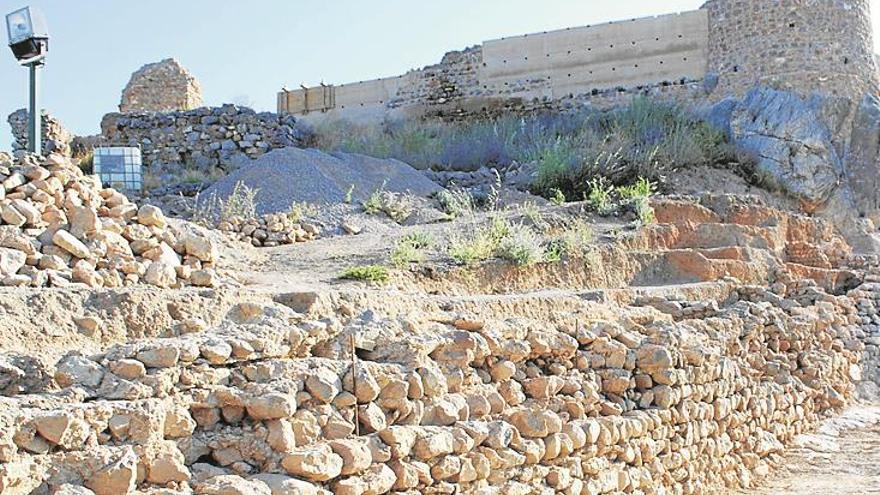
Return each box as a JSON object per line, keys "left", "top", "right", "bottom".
{"left": 0, "top": 152, "right": 878, "bottom": 495}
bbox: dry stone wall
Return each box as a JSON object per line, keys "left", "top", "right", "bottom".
{"left": 99, "top": 105, "right": 306, "bottom": 173}
{"left": 7, "top": 109, "right": 73, "bottom": 156}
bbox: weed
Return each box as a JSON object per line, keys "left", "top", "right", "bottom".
{"left": 557, "top": 218, "right": 595, "bottom": 257}
{"left": 363, "top": 180, "right": 414, "bottom": 223}
{"left": 617, "top": 177, "right": 655, "bottom": 200}
{"left": 287, "top": 201, "right": 318, "bottom": 223}
{"left": 220, "top": 181, "right": 259, "bottom": 222}
{"left": 448, "top": 217, "right": 510, "bottom": 266}
{"left": 344, "top": 184, "right": 355, "bottom": 204}
{"left": 550, "top": 188, "right": 566, "bottom": 206}
{"left": 363, "top": 183, "right": 384, "bottom": 215}
{"left": 400, "top": 231, "right": 434, "bottom": 249}
{"left": 519, "top": 201, "right": 546, "bottom": 228}
{"left": 436, "top": 187, "right": 476, "bottom": 218}
{"left": 633, "top": 197, "right": 656, "bottom": 225}
{"left": 340, "top": 265, "right": 390, "bottom": 284}
{"left": 586, "top": 177, "right": 615, "bottom": 215}
{"left": 192, "top": 181, "right": 258, "bottom": 226}
{"left": 497, "top": 223, "right": 544, "bottom": 267}
{"left": 390, "top": 231, "right": 433, "bottom": 268}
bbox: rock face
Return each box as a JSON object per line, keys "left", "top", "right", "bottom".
{"left": 7, "top": 109, "right": 73, "bottom": 156}
{"left": 725, "top": 87, "right": 843, "bottom": 209}
{"left": 845, "top": 93, "right": 880, "bottom": 222}
{"left": 0, "top": 152, "right": 217, "bottom": 288}
{"left": 120, "top": 58, "right": 203, "bottom": 113}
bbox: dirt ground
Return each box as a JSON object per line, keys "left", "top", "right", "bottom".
{"left": 726, "top": 404, "right": 880, "bottom": 495}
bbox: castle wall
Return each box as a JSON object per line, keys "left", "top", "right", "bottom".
{"left": 279, "top": 1, "right": 879, "bottom": 123}
{"left": 479, "top": 11, "right": 708, "bottom": 100}
{"left": 280, "top": 11, "right": 710, "bottom": 122}
{"left": 704, "top": 0, "right": 879, "bottom": 99}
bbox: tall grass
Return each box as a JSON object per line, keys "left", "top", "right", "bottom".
{"left": 314, "top": 98, "right": 734, "bottom": 198}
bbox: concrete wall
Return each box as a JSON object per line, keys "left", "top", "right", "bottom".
{"left": 279, "top": 10, "right": 710, "bottom": 120}
{"left": 479, "top": 11, "right": 708, "bottom": 100}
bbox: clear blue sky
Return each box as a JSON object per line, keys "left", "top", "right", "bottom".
{"left": 2, "top": 0, "right": 880, "bottom": 152}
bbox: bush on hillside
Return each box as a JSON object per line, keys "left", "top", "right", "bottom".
{"left": 313, "top": 98, "right": 735, "bottom": 199}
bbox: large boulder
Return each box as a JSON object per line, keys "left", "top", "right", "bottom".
{"left": 726, "top": 87, "right": 842, "bottom": 210}
{"left": 844, "top": 94, "right": 880, "bottom": 222}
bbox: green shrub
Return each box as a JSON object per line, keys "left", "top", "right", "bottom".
{"left": 363, "top": 181, "right": 414, "bottom": 223}
{"left": 192, "top": 181, "right": 258, "bottom": 226}
{"left": 340, "top": 265, "right": 390, "bottom": 283}
{"left": 436, "top": 187, "right": 476, "bottom": 218}
{"left": 617, "top": 177, "right": 655, "bottom": 200}
{"left": 550, "top": 188, "right": 566, "bottom": 206}
{"left": 313, "top": 98, "right": 734, "bottom": 203}
{"left": 220, "top": 181, "right": 259, "bottom": 222}
{"left": 497, "top": 223, "right": 544, "bottom": 267}
{"left": 586, "top": 177, "right": 615, "bottom": 215}
{"left": 390, "top": 231, "right": 433, "bottom": 267}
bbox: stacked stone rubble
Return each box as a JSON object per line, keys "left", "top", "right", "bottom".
{"left": 217, "top": 212, "right": 320, "bottom": 247}
{"left": 0, "top": 152, "right": 217, "bottom": 289}
{"left": 0, "top": 271, "right": 865, "bottom": 494}
{"left": 100, "top": 105, "right": 306, "bottom": 173}
{"left": 7, "top": 109, "right": 74, "bottom": 156}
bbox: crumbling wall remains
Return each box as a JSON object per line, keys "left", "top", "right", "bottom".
{"left": 99, "top": 105, "right": 306, "bottom": 172}
{"left": 120, "top": 59, "right": 203, "bottom": 113}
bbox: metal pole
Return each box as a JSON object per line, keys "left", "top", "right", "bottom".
{"left": 28, "top": 62, "right": 41, "bottom": 155}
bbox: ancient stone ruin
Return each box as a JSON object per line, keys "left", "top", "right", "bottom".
{"left": 1, "top": 1, "right": 880, "bottom": 494}
{"left": 119, "top": 59, "right": 203, "bottom": 113}
{"left": 7, "top": 109, "right": 73, "bottom": 156}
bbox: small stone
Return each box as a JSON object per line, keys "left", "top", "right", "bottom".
{"left": 246, "top": 392, "right": 297, "bottom": 420}
{"left": 53, "top": 230, "right": 91, "bottom": 259}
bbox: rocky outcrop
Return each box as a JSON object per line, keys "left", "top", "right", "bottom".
{"left": 844, "top": 94, "right": 880, "bottom": 222}
{"left": 706, "top": 86, "right": 880, "bottom": 253}
{"left": 120, "top": 59, "right": 203, "bottom": 113}
{"left": 726, "top": 88, "right": 843, "bottom": 210}
{"left": 7, "top": 109, "right": 73, "bottom": 156}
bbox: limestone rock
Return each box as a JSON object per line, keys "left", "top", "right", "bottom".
{"left": 281, "top": 444, "right": 344, "bottom": 481}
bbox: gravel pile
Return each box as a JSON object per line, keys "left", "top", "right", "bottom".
{"left": 200, "top": 148, "right": 443, "bottom": 214}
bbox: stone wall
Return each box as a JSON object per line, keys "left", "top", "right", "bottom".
{"left": 279, "top": 11, "right": 712, "bottom": 123}
{"left": 704, "top": 0, "right": 879, "bottom": 100}
{"left": 279, "top": 1, "right": 878, "bottom": 124}
{"left": 120, "top": 59, "right": 203, "bottom": 113}
{"left": 7, "top": 109, "right": 73, "bottom": 156}
{"left": 99, "top": 105, "right": 306, "bottom": 172}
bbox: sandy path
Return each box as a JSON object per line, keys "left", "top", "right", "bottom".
{"left": 730, "top": 405, "right": 880, "bottom": 494}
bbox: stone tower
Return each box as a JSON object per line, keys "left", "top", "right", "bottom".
{"left": 120, "top": 58, "right": 203, "bottom": 113}
{"left": 703, "top": 0, "right": 879, "bottom": 100}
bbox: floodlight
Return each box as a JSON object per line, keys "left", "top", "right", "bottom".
{"left": 6, "top": 6, "right": 48, "bottom": 64}
{"left": 6, "top": 6, "right": 49, "bottom": 154}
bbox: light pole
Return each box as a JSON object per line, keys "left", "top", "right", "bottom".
{"left": 6, "top": 6, "right": 49, "bottom": 155}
